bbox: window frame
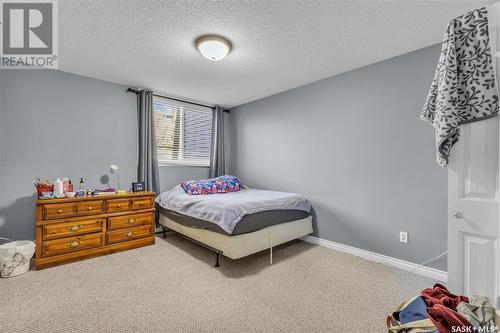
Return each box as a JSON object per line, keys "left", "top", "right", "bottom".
{"left": 153, "top": 96, "right": 213, "bottom": 168}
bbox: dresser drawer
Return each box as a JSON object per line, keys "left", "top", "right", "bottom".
{"left": 107, "top": 225, "right": 152, "bottom": 244}
{"left": 130, "top": 196, "right": 154, "bottom": 210}
{"left": 106, "top": 198, "right": 130, "bottom": 213}
{"left": 43, "top": 203, "right": 77, "bottom": 220}
{"left": 43, "top": 219, "right": 104, "bottom": 240}
{"left": 108, "top": 213, "right": 153, "bottom": 230}
{"left": 42, "top": 233, "right": 103, "bottom": 257}
{"left": 77, "top": 200, "right": 104, "bottom": 216}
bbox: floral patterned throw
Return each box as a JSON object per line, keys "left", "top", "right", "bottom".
{"left": 421, "top": 7, "right": 499, "bottom": 167}
{"left": 181, "top": 175, "right": 245, "bottom": 195}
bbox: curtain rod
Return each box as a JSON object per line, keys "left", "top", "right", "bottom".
{"left": 127, "top": 87, "right": 230, "bottom": 113}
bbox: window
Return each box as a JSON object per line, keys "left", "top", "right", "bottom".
{"left": 153, "top": 96, "right": 213, "bottom": 167}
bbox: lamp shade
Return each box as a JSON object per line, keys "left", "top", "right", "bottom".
{"left": 110, "top": 164, "right": 119, "bottom": 174}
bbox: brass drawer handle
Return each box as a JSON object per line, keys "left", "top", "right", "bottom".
{"left": 117, "top": 204, "right": 122, "bottom": 208}
{"left": 128, "top": 218, "right": 136, "bottom": 224}
{"left": 57, "top": 209, "right": 63, "bottom": 214}
{"left": 139, "top": 201, "right": 144, "bottom": 206}
{"left": 68, "top": 224, "right": 84, "bottom": 232}
{"left": 125, "top": 231, "right": 135, "bottom": 237}
{"left": 87, "top": 206, "right": 93, "bottom": 211}
{"left": 68, "top": 240, "right": 81, "bottom": 248}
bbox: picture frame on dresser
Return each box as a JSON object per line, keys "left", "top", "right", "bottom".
{"left": 35, "top": 192, "right": 156, "bottom": 270}
{"left": 132, "top": 181, "right": 146, "bottom": 192}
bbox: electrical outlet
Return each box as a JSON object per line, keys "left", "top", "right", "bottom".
{"left": 400, "top": 231, "right": 408, "bottom": 244}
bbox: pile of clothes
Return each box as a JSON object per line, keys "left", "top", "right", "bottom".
{"left": 387, "top": 284, "right": 498, "bottom": 333}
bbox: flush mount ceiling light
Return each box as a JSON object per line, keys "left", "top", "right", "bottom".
{"left": 195, "top": 35, "right": 232, "bottom": 61}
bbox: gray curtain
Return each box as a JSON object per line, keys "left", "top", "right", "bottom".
{"left": 209, "top": 106, "right": 225, "bottom": 178}
{"left": 137, "top": 90, "right": 160, "bottom": 194}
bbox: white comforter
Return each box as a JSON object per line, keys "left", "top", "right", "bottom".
{"left": 156, "top": 186, "right": 311, "bottom": 234}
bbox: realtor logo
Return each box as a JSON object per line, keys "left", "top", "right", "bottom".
{"left": 0, "top": 0, "right": 58, "bottom": 68}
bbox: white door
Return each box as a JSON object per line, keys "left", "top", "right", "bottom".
{"left": 447, "top": 2, "right": 500, "bottom": 306}
{"left": 448, "top": 117, "right": 499, "bottom": 305}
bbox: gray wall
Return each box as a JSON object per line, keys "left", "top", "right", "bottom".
{"left": 0, "top": 69, "right": 206, "bottom": 240}
{"left": 229, "top": 44, "right": 448, "bottom": 270}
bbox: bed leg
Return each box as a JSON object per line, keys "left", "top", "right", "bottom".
{"left": 215, "top": 252, "right": 220, "bottom": 267}
{"left": 154, "top": 226, "right": 168, "bottom": 238}
{"left": 269, "top": 231, "right": 273, "bottom": 265}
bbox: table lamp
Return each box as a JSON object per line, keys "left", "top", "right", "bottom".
{"left": 110, "top": 164, "right": 120, "bottom": 192}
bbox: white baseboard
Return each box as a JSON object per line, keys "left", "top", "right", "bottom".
{"left": 300, "top": 235, "right": 447, "bottom": 282}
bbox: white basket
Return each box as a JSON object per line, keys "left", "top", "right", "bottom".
{"left": 0, "top": 238, "right": 35, "bottom": 278}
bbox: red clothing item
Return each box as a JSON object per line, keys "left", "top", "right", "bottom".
{"left": 421, "top": 283, "right": 469, "bottom": 310}
{"left": 427, "top": 304, "right": 473, "bottom": 333}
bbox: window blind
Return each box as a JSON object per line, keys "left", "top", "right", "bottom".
{"left": 153, "top": 96, "right": 213, "bottom": 166}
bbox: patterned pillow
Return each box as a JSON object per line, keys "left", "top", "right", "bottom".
{"left": 181, "top": 176, "right": 245, "bottom": 195}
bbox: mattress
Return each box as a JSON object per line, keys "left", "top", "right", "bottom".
{"left": 158, "top": 206, "right": 309, "bottom": 235}
{"left": 156, "top": 186, "right": 311, "bottom": 234}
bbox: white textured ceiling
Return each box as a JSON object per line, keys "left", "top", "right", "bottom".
{"left": 59, "top": 0, "right": 491, "bottom": 107}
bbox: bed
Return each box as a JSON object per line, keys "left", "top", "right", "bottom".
{"left": 156, "top": 185, "right": 313, "bottom": 266}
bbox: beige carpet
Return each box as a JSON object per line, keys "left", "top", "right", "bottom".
{"left": 0, "top": 234, "right": 435, "bottom": 332}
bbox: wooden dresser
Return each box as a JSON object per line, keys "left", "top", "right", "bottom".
{"left": 35, "top": 192, "right": 156, "bottom": 270}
